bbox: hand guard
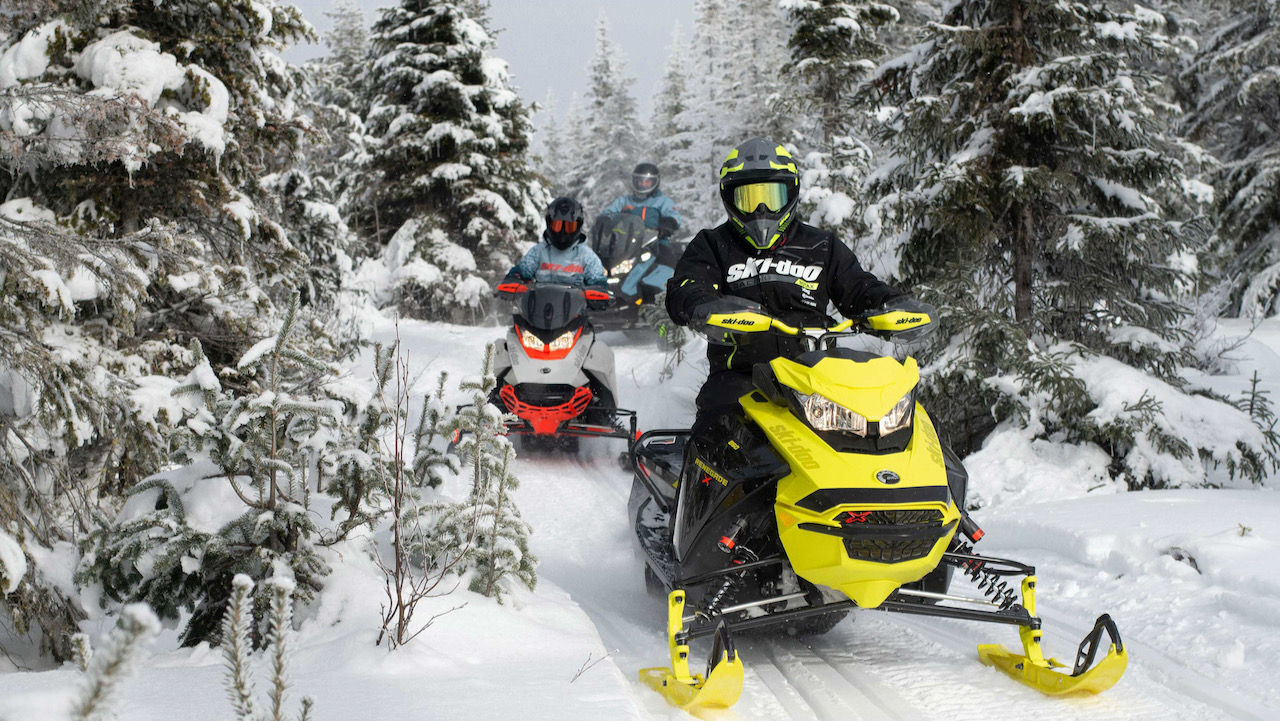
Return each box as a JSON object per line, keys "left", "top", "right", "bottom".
{"left": 496, "top": 279, "right": 529, "bottom": 299}
{"left": 690, "top": 296, "right": 770, "bottom": 344}
{"left": 584, "top": 288, "right": 613, "bottom": 311}
{"left": 862, "top": 296, "right": 938, "bottom": 342}
{"left": 691, "top": 296, "right": 763, "bottom": 324}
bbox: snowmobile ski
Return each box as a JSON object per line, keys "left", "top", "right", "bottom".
{"left": 638, "top": 590, "right": 743, "bottom": 714}
{"left": 977, "top": 578, "right": 1128, "bottom": 695}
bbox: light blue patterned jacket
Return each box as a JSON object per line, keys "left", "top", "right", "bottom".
{"left": 505, "top": 240, "right": 607, "bottom": 289}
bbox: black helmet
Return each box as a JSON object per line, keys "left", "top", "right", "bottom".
{"left": 631, "top": 162, "right": 660, "bottom": 197}
{"left": 544, "top": 196, "right": 586, "bottom": 251}
{"left": 718, "top": 138, "right": 800, "bottom": 252}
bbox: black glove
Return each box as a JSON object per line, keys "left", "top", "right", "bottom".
{"left": 657, "top": 215, "right": 679, "bottom": 239}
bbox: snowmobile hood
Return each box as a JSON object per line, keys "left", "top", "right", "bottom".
{"left": 769, "top": 355, "right": 919, "bottom": 421}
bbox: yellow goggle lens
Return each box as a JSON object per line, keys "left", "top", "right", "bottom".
{"left": 732, "top": 182, "right": 788, "bottom": 213}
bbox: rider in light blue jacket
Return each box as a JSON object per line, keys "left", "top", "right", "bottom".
{"left": 601, "top": 162, "right": 682, "bottom": 239}
{"left": 505, "top": 197, "right": 607, "bottom": 289}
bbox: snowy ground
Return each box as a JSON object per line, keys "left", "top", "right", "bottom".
{"left": 2, "top": 314, "right": 1278, "bottom": 720}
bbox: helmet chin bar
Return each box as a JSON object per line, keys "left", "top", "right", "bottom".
{"left": 740, "top": 216, "right": 784, "bottom": 251}
{"left": 548, "top": 230, "right": 580, "bottom": 250}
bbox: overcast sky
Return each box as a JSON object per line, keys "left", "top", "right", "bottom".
{"left": 285, "top": 1, "right": 698, "bottom": 120}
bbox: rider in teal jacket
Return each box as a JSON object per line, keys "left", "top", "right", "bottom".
{"left": 602, "top": 162, "right": 682, "bottom": 238}
{"left": 505, "top": 197, "right": 607, "bottom": 289}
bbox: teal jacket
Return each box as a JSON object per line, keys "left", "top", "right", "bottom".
{"left": 602, "top": 190, "right": 681, "bottom": 231}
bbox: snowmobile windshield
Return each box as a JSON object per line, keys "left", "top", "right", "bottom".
{"left": 518, "top": 284, "right": 588, "bottom": 332}
{"left": 591, "top": 213, "right": 651, "bottom": 269}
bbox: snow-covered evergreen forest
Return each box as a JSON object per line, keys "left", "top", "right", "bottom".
{"left": 1, "top": 0, "right": 1278, "bottom": 719}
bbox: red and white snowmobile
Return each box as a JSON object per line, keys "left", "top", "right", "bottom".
{"left": 489, "top": 281, "right": 636, "bottom": 452}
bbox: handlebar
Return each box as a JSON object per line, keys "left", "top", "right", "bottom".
{"left": 700, "top": 308, "right": 933, "bottom": 348}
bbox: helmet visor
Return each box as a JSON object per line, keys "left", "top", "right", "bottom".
{"left": 549, "top": 218, "right": 579, "bottom": 233}
{"left": 733, "top": 182, "right": 789, "bottom": 214}
{"left": 633, "top": 173, "right": 658, "bottom": 191}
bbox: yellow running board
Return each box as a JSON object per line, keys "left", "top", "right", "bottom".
{"left": 978, "top": 577, "right": 1128, "bottom": 695}
{"left": 639, "top": 590, "right": 744, "bottom": 714}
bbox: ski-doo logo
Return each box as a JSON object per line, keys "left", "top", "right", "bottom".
{"left": 726, "top": 258, "right": 822, "bottom": 283}
{"left": 541, "top": 262, "right": 585, "bottom": 273}
{"left": 770, "top": 425, "right": 820, "bottom": 470}
{"left": 896, "top": 315, "right": 924, "bottom": 325}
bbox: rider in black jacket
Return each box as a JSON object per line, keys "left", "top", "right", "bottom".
{"left": 666, "top": 137, "right": 924, "bottom": 431}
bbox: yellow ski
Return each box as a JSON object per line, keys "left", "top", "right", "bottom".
{"left": 978, "top": 578, "right": 1128, "bottom": 695}
{"left": 638, "top": 590, "right": 744, "bottom": 714}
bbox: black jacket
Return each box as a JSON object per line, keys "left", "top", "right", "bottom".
{"left": 666, "top": 221, "right": 902, "bottom": 372}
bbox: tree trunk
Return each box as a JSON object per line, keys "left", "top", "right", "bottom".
{"left": 1010, "top": 0, "right": 1034, "bottom": 327}
{"left": 1014, "top": 202, "right": 1034, "bottom": 325}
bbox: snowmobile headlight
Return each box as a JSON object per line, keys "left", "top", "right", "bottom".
{"left": 519, "top": 329, "right": 545, "bottom": 351}
{"left": 548, "top": 330, "right": 578, "bottom": 352}
{"left": 611, "top": 258, "right": 636, "bottom": 276}
{"left": 797, "top": 392, "right": 868, "bottom": 436}
{"left": 878, "top": 390, "right": 915, "bottom": 435}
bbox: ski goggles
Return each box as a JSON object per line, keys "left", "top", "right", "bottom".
{"left": 548, "top": 218, "right": 579, "bottom": 233}
{"left": 732, "top": 182, "right": 789, "bottom": 214}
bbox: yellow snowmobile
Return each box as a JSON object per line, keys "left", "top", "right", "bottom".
{"left": 628, "top": 305, "right": 1127, "bottom": 713}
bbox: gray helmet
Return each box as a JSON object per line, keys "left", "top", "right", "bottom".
{"left": 544, "top": 196, "right": 585, "bottom": 250}
{"left": 718, "top": 138, "right": 800, "bottom": 252}
{"left": 632, "top": 162, "right": 660, "bottom": 197}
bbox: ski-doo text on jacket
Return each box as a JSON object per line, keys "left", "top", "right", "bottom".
{"left": 666, "top": 221, "right": 902, "bottom": 372}
{"left": 508, "top": 241, "right": 608, "bottom": 289}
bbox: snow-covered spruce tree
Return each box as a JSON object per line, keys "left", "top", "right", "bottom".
{"left": 79, "top": 299, "right": 350, "bottom": 646}
{"left": 221, "top": 575, "right": 315, "bottom": 721}
{"left": 0, "top": 1, "right": 302, "bottom": 665}
{"left": 782, "top": 0, "right": 898, "bottom": 260}
{"left": 70, "top": 603, "right": 160, "bottom": 721}
{"left": 648, "top": 24, "right": 706, "bottom": 230}
{"left": 326, "top": 342, "right": 398, "bottom": 537}
{"left": 303, "top": 0, "right": 378, "bottom": 255}
{"left": 721, "top": 0, "right": 793, "bottom": 141}
{"left": 534, "top": 90, "right": 581, "bottom": 198}
{"left": 364, "top": 0, "right": 545, "bottom": 320}
{"left": 865, "top": 1, "right": 1271, "bottom": 487}
{"left": 666, "top": 0, "right": 735, "bottom": 229}
{"left": 418, "top": 344, "right": 535, "bottom": 603}
{"left": 1180, "top": 0, "right": 1280, "bottom": 318}
{"left": 564, "top": 14, "right": 644, "bottom": 216}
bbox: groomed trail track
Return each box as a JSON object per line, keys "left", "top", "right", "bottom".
{"left": 505, "top": 336, "right": 1277, "bottom": 721}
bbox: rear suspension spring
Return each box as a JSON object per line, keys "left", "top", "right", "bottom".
{"left": 953, "top": 541, "right": 1019, "bottom": 610}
